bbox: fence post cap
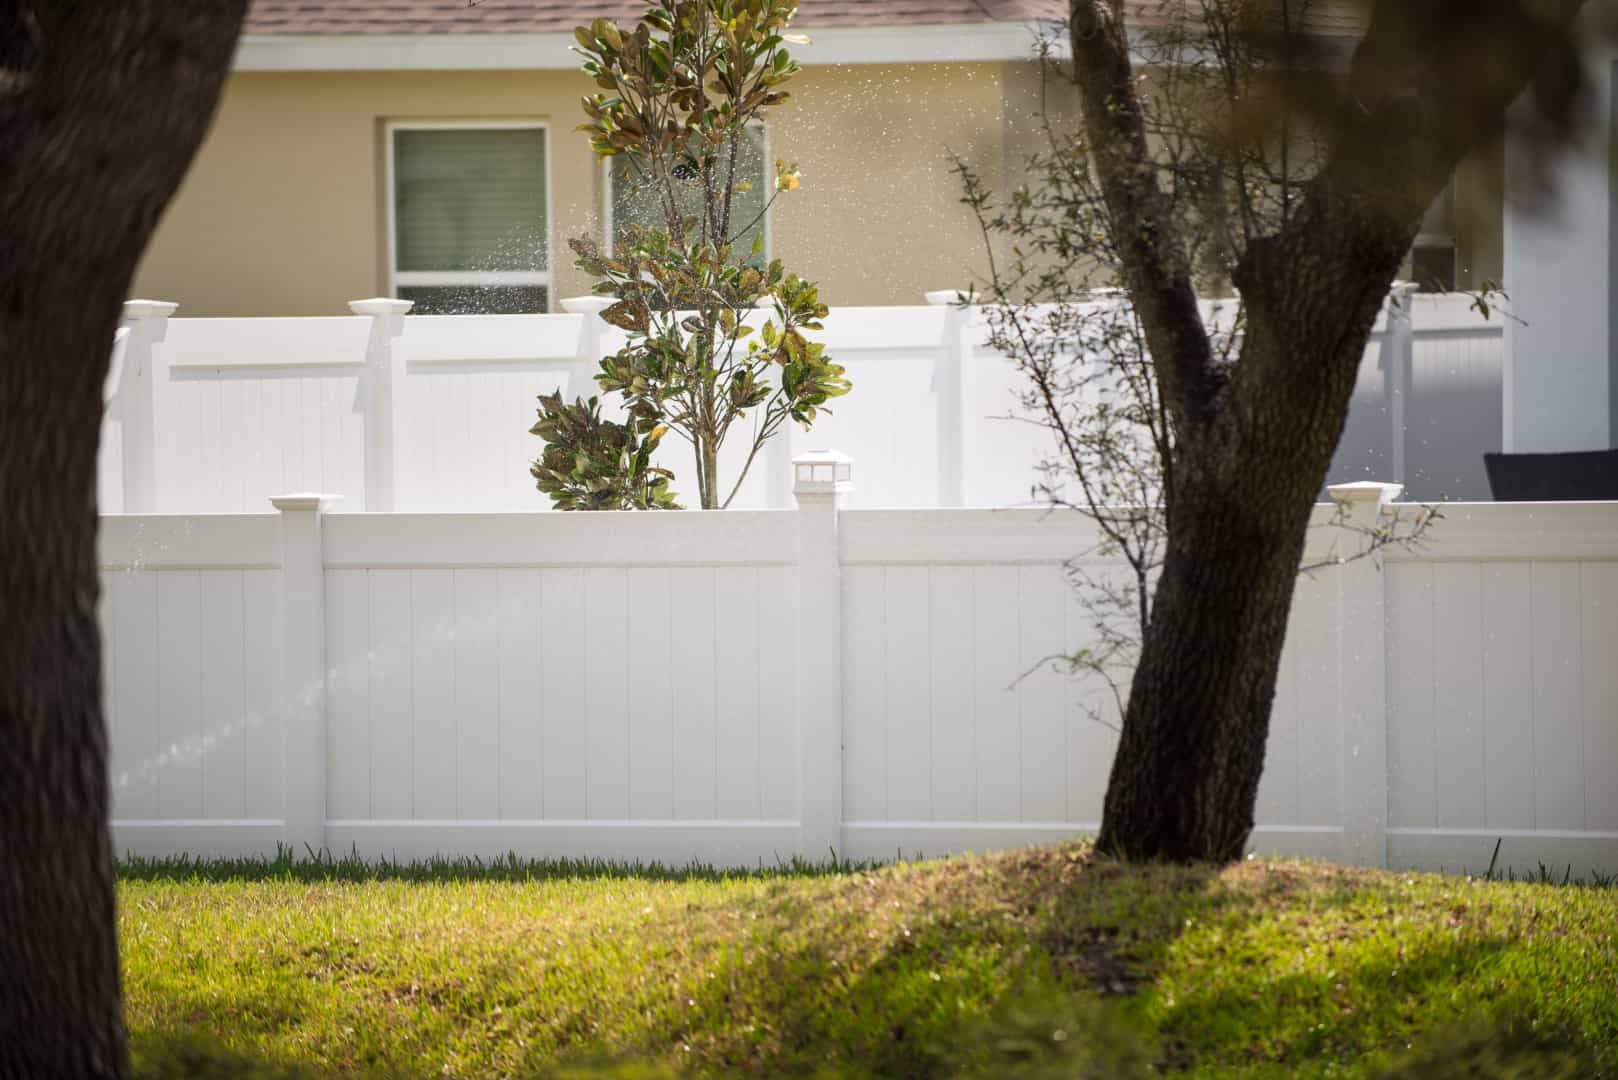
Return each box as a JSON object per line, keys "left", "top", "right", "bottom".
{"left": 793, "top": 449, "right": 854, "bottom": 496}
{"left": 561, "top": 295, "right": 615, "bottom": 315}
{"left": 348, "top": 297, "right": 414, "bottom": 317}
{"left": 925, "top": 289, "right": 974, "bottom": 307}
{"left": 1327, "top": 480, "right": 1403, "bottom": 506}
{"left": 270, "top": 493, "right": 343, "bottom": 513}
{"left": 122, "top": 300, "right": 179, "bottom": 321}
{"left": 1328, "top": 481, "right": 1402, "bottom": 530}
{"left": 1386, "top": 281, "right": 1419, "bottom": 318}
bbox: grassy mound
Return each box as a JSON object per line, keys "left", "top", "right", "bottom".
{"left": 119, "top": 844, "right": 1618, "bottom": 1078}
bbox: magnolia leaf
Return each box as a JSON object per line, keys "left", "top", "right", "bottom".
{"left": 601, "top": 301, "right": 649, "bottom": 333}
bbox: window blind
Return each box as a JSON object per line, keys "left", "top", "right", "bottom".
{"left": 394, "top": 128, "right": 548, "bottom": 273}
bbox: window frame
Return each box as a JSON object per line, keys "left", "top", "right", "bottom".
{"left": 1406, "top": 175, "right": 1459, "bottom": 292}
{"left": 383, "top": 118, "right": 554, "bottom": 312}
{"left": 600, "top": 120, "right": 772, "bottom": 258}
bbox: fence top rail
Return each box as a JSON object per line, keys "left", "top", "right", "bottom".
{"left": 96, "top": 500, "right": 1618, "bottom": 569}
{"left": 321, "top": 507, "right": 801, "bottom": 569}
{"left": 156, "top": 314, "right": 372, "bottom": 371}
{"left": 128, "top": 293, "right": 1494, "bottom": 369}
{"left": 1382, "top": 500, "right": 1618, "bottom": 561}
{"left": 399, "top": 312, "right": 586, "bottom": 366}
{"left": 99, "top": 514, "right": 283, "bottom": 571}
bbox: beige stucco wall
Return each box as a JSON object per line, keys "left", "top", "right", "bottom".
{"left": 133, "top": 63, "right": 1017, "bottom": 316}
{"left": 133, "top": 59, "right": 1506, "bottom": 316}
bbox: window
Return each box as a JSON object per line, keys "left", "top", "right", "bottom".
{"left": 387, "top": 122, "right": 550, "bottom": 314}
{"left": 1407, "top": 179, "right": 1457, "bottom": 293}
{"left": 604, "top": 124, "right": 769, "bottom": 255}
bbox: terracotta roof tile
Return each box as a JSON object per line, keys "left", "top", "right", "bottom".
{"left": 244, "top": 0, "right": 1069, "bottom": 35}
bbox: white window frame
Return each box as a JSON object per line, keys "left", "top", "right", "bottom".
{"left": 601, "top": 120, "right": 771, "bottom": 257}
{"left": 384, "top": 119, "right": 554, "bottom": 310}
{"left": 1402, "top": 174, "right": 1459, "bottom": 291}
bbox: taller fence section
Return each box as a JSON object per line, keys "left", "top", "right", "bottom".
{"left": 1332, "top": 290, "right": 1507, "bottom": 502}
{"left": 97, "top": 458, "right": 1618, "bottom": 876}
{"left": 102, "top": 291, "right": 1499, "bottom": 515}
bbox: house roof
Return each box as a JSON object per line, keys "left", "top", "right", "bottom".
{"left": 235, "top": 1, "right": 1366, "bottom": 71}
{"left": 244, "top": 1, "right": 1070, "bottom": 36}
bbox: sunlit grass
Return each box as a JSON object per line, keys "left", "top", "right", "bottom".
{"left": 119, "top": 844, "right": 1618, "bottom": 1078}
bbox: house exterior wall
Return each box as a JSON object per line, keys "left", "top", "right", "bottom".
{"left": 132, "top": 63, "right": 1014, "bottom": 316}
{"left": 1503, "top": 49, "right": 1618, "bottom": 453}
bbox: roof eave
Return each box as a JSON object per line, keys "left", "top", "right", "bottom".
{"left": 233, "top": 21, "right": 1068, "bottom": 72}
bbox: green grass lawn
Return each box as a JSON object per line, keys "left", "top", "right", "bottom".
{"left": 120, "top": 844, "right": 1618, "bottom": 1078}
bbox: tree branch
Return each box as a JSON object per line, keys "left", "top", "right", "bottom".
{"left": 1069, "top": 0, "right": 1220, "bottom": 433}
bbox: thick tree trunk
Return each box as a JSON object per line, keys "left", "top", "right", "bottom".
{"left": 1067, "top": 0, "right": 1595, "bottom": 864}
{"left": 1096, "top": 276, "right": 1396, "bottom": 863}
{"left": 0, "top": 317, "right": 130, "bottom": 1077}
{"left": 1095, "top": 456, "right": 1319, "bottom": 862}
{"left": 0, "top": 5, "right": 246, "bottom": 1075}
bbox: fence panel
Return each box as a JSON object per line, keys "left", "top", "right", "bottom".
{"left": 316, "top": 510, "right": 802, "bottom": 864}
{"left": 130, "top": 315, "right": 372, "bottom": 512}
{"left": 100, "top": 515, "right": 285, "bottom": 856}
{"left": 1382, "top": 504, "right": 1618, "bottom": 874}
{"left": 107, "top": 293, "right": 1505, "bottom": 514}
{"left": 97, "top": 476, "right": 1614, "bottom": 876}
{"left": 1332, "top": 293, "right": 1505, "bottom": 502}
{"left": 391, "top": 313, "right": 587, "bottom": 513}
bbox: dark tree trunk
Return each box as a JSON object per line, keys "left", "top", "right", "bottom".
{"left": 1095, "top": 473, "right": 1314, "bottom": 862}
{"left": 1095, "top": 213, "right": 1412, "bottom": 862}
{"left": 1069, "top": 0, "right": 1591, "bottom": 864}
{"left": 0, "top": 5, "right": 246, "bottom": 1075}
{"left": 1094, "top": 309, "right": 1379, "bottom": 862}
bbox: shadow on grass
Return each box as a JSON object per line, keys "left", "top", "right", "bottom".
{"left": 125, "top": 845, "right": 1615, "bottom": 1079}
{"left": 616, "top": 849, "right": 1615, "bottom": 1078}
{"left": 133, "top": 1030, "right": 324, "bottom": 1080}
{"left": 541, "top": 848, "right": 1187, "bottom": 1079}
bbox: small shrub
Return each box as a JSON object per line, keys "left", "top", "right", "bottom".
{"left": 530, "top": 391, "right": 681, "bottom": 510}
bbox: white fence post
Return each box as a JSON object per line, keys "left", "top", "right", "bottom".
{"left": 561, "top": 295, "right": 614, "bottom": 401}
{"left": 765, "top": 432, "right": 795, "bottom": 510}
{"left": 1327, "top": 480, "right": 1402, "bottom": 868}
{"left": 118, "top": 300, "right": 178, "bottom": 513}
{"left": 272, "top": 493, "right": 340, "bottom": 856}
{"left": 927, "top": 290, "right": 974, "bottom": 507}
{"left": 349, "top": 298, "right": 412, "bottom": 512}
{"left": 795, "top": 450, "right": 853, "bottom": 861}
{"left": 1384, "top": 283, "right": 1417, "bottom": 486}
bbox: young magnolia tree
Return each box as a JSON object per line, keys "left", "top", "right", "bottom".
{"left": 998, "top": 0, "right": 1603, "bottom": 863}
{"left": 537, "top": 0, "right": 850, "bottom": 510}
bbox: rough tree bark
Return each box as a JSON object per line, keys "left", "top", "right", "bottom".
{"left": 0, "top": 4, "right": 246, "bottom": 1074}
{"left": 1075, "top": 0, "right": 1593, "bottom": 862}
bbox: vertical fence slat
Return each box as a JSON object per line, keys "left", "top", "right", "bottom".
{"left": 795, "top": 451, "right": 851, "bottom": 858}
{"left": 1329, "top": 482, "right": 1402, "bottom": 866}
{"left": 272, "top": 493, "right": 339, "bottom": 854}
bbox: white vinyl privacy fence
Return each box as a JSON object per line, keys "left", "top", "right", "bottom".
{"left": 99, "top": 459, "right": 1618, "bottom": 876}
{"left": 1330, "top": 290, "right": 1506, "bottom": 501}
{"left": 99, "top": 289, "right": 1505, "bottom": 518}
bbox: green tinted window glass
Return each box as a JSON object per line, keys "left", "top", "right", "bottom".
{"left": 394, "top": 128, "right": 547, "bottom": 272}
{"left": 611, "top": 126, "right": 767, "bottom": 253}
